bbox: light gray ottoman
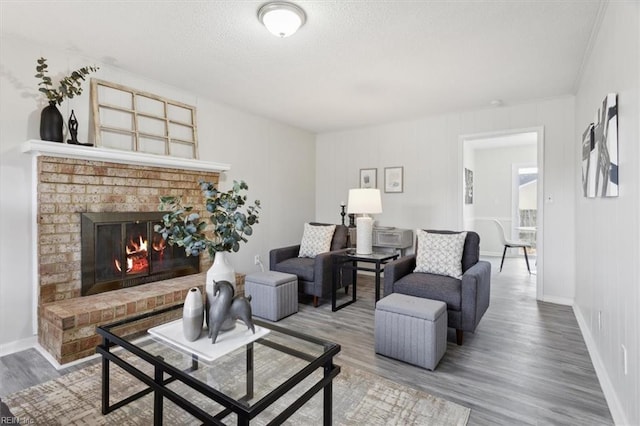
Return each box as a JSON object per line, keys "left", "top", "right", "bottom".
{"left": 245, "top": 271, "right": 298, "bottom": 321}
{"left": 375, "top": 293, "right": 447, "bottom": 370}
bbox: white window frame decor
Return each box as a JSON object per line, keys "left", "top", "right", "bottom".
{"left": 90, "top": 78, "right": 199, "bottom": 159}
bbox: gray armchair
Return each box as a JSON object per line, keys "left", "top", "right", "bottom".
{"left": 270, "top": 223, "right": 352, "bottom": 307}
{"left": 383, "top": 230, "right": 491, "bottom": 345}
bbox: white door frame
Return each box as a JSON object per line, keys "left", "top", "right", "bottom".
{"left": 458, "top": 126, "right": 545, "bottom": 301}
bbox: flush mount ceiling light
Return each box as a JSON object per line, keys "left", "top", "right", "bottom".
{"left": 258, "top": 2, "right": 306, "bottom": 38}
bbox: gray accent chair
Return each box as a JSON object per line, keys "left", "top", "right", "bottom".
{"left": 383, "top": 230, "right": 491, "bottom": 345}
{"left": 269, "top": 223, "right": 352, "bottom": 307}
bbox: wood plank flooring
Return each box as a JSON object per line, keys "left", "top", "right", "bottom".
{"left": 0, "top": 257, "right": 613, "bottom": 425}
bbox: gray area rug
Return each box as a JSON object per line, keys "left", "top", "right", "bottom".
{"left": 3, "top": 357, "right": 469, "bottom": 425}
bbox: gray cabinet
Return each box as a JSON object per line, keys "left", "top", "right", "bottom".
{"left": 373, "top": 227, "right": 413, "bottom": 256}
{"left": 349, "top": 227, "right": 413, "bottom": 256}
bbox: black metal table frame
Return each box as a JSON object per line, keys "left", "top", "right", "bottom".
{"left": 96, "top": 305, "right": 341, "bottom": 426}
{"left": 331, "top": 251, "right": 399, "bottom": 311}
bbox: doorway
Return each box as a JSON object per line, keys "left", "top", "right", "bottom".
{"left": 460, "top": 127, "right": 544, "bottom": 299}
{"left": 512, "top": 164, "right": 538, "bottom": 257}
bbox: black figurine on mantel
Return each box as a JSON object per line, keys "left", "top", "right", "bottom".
{"left": 66, "top": 110, "right": 93, "bottom": 146}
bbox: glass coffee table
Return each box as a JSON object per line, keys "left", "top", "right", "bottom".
{"left": 96, "top": 304, "right": 340, "bottom": 425}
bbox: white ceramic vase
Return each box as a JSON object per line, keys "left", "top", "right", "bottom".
{"left": 206, "top": 251, "right": 236, "bottom": 295}
{"left": 182, "top": 287, "right": 204, "bottom": 342}
{"left": 206, "top": 251, "right": 236, "bottom": 331}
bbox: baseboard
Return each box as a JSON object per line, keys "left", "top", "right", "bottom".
{"left": 480, "top": 251, "right": 537, "bottom": 259}
{"left": 573, "top": 305, "right": 628, "bottom": 426}
{"left": 539, "top": 295, "right": 573, "bottom": 306}
{"left": 0, "top": 335, "right": 37, "bottom": 358}
{"left": 480, "top": 251, "right": 503, "bottom": 257}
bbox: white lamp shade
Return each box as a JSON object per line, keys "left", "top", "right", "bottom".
{"left": 347, "top": 188, "right": 382, "bottom": 214}
{"left": 258, "top": 2, "right": 306, "bottom": 38}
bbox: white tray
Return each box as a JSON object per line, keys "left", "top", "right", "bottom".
{"left": 148, "top": 319, "right": 270, "bottom": 362}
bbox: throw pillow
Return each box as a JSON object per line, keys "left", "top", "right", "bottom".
{"left": 414, "top": 230, "right": 468, "bottom": 278}
{"left": 298, "top": 223, "right": 336, "bottom": 258}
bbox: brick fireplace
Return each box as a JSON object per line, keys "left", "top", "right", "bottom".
{"left": 23, "top": 141, "right": 243, "bottom": 364}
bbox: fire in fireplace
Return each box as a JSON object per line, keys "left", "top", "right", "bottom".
{"left": 81, "top": 212, "right": 199, "bottom": 296}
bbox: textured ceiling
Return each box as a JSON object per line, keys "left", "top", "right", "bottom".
{"left": 1, "top": 1, "right": 604, "bottom": 133}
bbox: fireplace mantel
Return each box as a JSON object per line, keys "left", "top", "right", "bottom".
{"left": 22, "top": 139, "right": 231, "bottom": 172}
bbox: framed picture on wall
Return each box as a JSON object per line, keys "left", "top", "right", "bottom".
{"left": 464, "top": 168, "right": 474, "bottom": 204}
{"left": 360, "top": 168, "right": 377, "bottom": 188}
{"left": 581, "top": 93, "right": 618, "bottom": 198}
{"left": 384, "top": 166, "right": 403, "bottom": 193}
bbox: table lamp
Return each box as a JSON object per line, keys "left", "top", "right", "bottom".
{"left": 347, "top": 188, "right": 382, "bottom": 254}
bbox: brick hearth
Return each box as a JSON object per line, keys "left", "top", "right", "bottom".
{"left": 40, "top": 273, "right": 245, "bottom": 364}
{"left": 34, "top": 154, "right": 235, "bottom": 364}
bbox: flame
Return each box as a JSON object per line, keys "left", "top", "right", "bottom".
{"left": 127, "top": 235, "right": 148, "bottom": 255}
{"left": 114, "top": 234, "right": 149, "bottom": 274}
{"left": 152, "top": 237, "right": 166, "bottom": 252}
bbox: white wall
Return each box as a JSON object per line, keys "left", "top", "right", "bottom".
{"left": 573, "top": 2, "right": 640, "bottom": 425}
{"left": 472, "top": 144, "right": 537, "bottom": 255}
{"left": 0, "top": 35, "right": 316, "bottom": 347}
{"left": 316, "top": 97, "right": 575, "bottom": 304}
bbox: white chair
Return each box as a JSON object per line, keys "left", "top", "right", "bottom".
{"left": 492, "top": 219, "right": 531, "bottom": 274}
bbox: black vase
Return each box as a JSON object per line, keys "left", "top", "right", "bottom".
{"left": 40, "top": 101, "right": 64, "bottom": 142}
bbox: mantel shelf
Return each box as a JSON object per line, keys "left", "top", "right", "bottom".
{"left": 21, "top": 140, "right": 231, "bottom": 173}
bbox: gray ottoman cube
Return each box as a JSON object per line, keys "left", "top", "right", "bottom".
{"left": 245, "top": 271, "right": 298, "bottom": 321}
{"left": 375, "top": 293, "right": 447, "bottom": 370}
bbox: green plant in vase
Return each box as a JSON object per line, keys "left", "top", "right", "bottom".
{"left": 155, "top": 180, "right": 261, "bottom": 257}
{"left": 35, "top": 57, "right": 99, "bottom": 142}
{"left": 155, "top": 179, "right": 261, "bottom": 290}
{"left": 156, "top": 180, "right": 261, "bottom": 331}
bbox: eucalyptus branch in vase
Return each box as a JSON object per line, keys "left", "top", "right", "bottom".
{"left": 155, "top": 180, "right": 261, "bottom": 259}
{"left": 35, "top": 57, "right": 99, "bottom": 142}
{"left": 35, "top": 57, "right": 99, "bottom": 105}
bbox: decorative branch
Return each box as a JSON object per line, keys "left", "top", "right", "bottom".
{"left": 155, "top": 180, "right": 261, "bottom": 258}
{"left": 35, "top": 57, "right": 99, "bottom": 105}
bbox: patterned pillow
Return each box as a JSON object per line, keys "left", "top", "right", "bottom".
{"left": 298, "top": 223, "right": 336, "bottom": 258}
{"left": 414, "top": 230, "right": 468, "bottom": 278}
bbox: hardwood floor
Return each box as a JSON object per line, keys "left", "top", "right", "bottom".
{"left": 0, "top": 257, "right": 613, "bottom": 425}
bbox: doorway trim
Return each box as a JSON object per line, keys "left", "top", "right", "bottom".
{"left": 458, "top": 126, "right": 545, "bottom": 301}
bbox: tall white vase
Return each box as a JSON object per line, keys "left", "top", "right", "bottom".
{"left": 206, "top": 251, "right": 236, "bottom": 295}
{"left": 182, "top": 287, "right": 204, "bottom": 342}
{"left": 206, "top": 251, "right": 236, "bottom": 331}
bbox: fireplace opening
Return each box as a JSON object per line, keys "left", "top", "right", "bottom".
{"left": 81, "top": 212, "right": 199, "bottom": 296}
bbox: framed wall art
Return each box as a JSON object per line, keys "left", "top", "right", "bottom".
{"left": 384, "top": 166, "right": 403, "bottom": 193}
{"left": 464, "top": 168, "right": 474, "bottom": 204}
{"left": 581, "top": 93, "right": 618, "bottom": 198}
{"left": 360, "top": 168, "right": 377, "bottom": 188}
